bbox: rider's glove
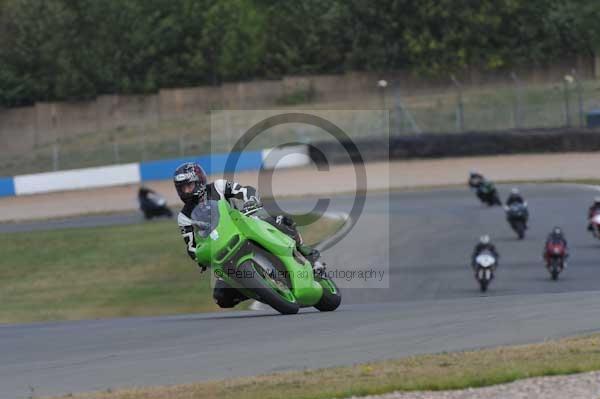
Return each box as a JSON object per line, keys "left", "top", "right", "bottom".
{"left": 276, "top": 215, "right": 296, "bottom": 228}
{"left": 242, "top": 196, "right": 261, "bottom": 210}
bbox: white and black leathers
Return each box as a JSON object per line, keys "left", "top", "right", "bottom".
{"left": 177, "top": 179, "right": 258, "bottom": 261}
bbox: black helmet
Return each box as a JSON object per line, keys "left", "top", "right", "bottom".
{"left": 551, "top": 226, "right": 563, "bottom": 237}
{"left": 173, "top": 162, "right": 207, "bottom": 202}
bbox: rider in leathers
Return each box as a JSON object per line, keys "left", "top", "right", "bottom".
{"left": 174, "top": 162, "right": 322, "bottom": 308}
{"left": 471, "top": 235, "right": 499, "bottom": 270}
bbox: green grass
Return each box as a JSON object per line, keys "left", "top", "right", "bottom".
{"left": 0, "top": 214, "right": 343, "bottom": 324}
{"left": 48, "top": 333, "right": 600, "bottom": 399}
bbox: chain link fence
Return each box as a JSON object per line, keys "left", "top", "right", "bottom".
{"left": 1, "top": 72, "right": 599, "bottom": 176}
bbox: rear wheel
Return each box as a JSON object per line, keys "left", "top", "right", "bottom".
{"left": 314, "top": 278, "right": 341, "bottom": 312}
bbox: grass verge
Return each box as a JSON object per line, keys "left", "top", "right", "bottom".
{"left": 0, "top": 213, "right": 344, "bottom": 324}
{"left": 47, "top": 333, "right": 600, "bottom": 399}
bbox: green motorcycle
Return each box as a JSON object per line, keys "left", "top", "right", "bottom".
{"left": 192, "top": 199, "right": 341, "bottom": 315}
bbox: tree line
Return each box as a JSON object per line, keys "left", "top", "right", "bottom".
{"left": 0, "top": 0, "right": 598, "bottom": 107}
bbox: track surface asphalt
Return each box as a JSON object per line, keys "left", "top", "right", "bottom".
{"left": 3, "top": 184, "right": 600, "bottom": 398}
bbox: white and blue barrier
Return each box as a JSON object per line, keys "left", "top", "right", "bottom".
{"left": 0, "top": 177, "right": 15, "bottom": 197}
{"left": 261, "top": 145, "right": 311, "bottom": 170}
{"left": 139, "top": 150, "right": 264, "bottom": 181}
{"left": 0, "top": 146, "right": 309, "bottom": 197}
{"left": 13, "top": 163, "right": 141, "bottom": 196}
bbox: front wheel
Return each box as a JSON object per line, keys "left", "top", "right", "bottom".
{"left": 237, "top": 261, "right": 300, "bottom": 315}
{"left": 515, "top": 222, "right": 526, "bottom": 239}
{"left": 314, "top": 278, "right": 341, "bottom": 312}
{"left": 479, "top": 279, "right": 489, "bottom": 292}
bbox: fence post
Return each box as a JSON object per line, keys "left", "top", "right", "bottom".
{"left": 52, "top": 144, "right": 59, "bottom": 171}
{"left": 511, "top": 72, "right": 523, "bottom": 129}
{"left": 392, "top": 82, "right": 421, "bottom": 135}
{"left": 563, "top": 75, "right": 572, "bottom": 127}
{"left": 377, "top": 79, "right": 387, "bottom": 110}
{"left": 572, "top": 69, "right": 585, "bottom": 127}
{"left": 391, "top": 85, "right": 403, "bottom": 135}
{"left": 141, "top": 131, "right": 147, "bottom": 162}
{"left": 179, "top": 136, "right": 185, "bottom": 158}
{"left": 451, "top": 75, "right": 464, "bottom": 132}
{"left": 113, "top": 141, "right": 120, "bottom": 164}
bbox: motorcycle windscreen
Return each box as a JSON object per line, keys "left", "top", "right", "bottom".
{"left": 191, "top": 200, "right": 221, "bottom": 238}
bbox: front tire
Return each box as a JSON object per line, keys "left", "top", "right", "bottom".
{"left": 314, "top": 278, "right": 341, "bottom": 312}
{"left": 237, "top": 260, "right": 299, "bottom": 315}
{"left": 549, "top": 259, "right": 561, "bottom": 281}
{"left": 516, "top": 222, "right": 525, "bottom": 239}
{"left": 479, "top": 279, "right": 489, "bottom": 292}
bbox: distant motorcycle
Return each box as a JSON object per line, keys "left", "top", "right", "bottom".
{"left": 139, "top": 189, "right": 173, "bottom": 220}
{"left": 505, "top": 202, "right": 529, "bottom": 239}
{"left": 474, "top": 251, "right": 497, "bottom": 292}
{"left": 589, "top": 211, "right": 600, "bottom": 240}
{"left": 476, "top": 181, "right": 501, "bottom": 206}
{"left": 544, "top": 240, "right": 566, "bottom": 281}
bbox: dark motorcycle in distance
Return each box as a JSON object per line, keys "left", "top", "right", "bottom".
{"left": 138, "top": 188, "right": 174, "bottom": 220}
{"left": 476, "top": 181, "right": 502, "bottom": 207}
{"left": 473, "top": 251, "right": 497, "bottom": 292}
{"left": 505, "top": 202, "right": 529, "bottom": 239}
{"left": 589, "top": 211, "right": 600, "bottom": 240}
{"left": 544, "top": 240, "right": 566, "bottom": 280}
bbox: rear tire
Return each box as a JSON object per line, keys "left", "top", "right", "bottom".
{"left": 551, "top": 269, "right": 559, "bottom": 281}
{"left": 237, "top": 260, "right": 299, "bottom": 315}
{"left": 314, "top": 278, "right": 341, "bottom": 312}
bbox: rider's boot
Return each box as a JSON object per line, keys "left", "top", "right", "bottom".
{"left": 299, "top": 244, "right": 326, "bottom": 276}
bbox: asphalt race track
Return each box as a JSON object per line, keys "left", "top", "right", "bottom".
{"left": 3, "top": 184, "right": 600, "bottom": 398}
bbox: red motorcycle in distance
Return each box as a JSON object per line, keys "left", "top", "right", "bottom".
{"left": 544, "top": 241, "right": 567, "bottom": 281}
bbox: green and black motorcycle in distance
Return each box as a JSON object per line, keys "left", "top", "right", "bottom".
{"left": 191, "top": 199, "right": 341, "bottom": 315}
{"left": 475, "top": 181, "right": 502, "bottom": 207}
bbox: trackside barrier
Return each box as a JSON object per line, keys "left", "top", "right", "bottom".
{"left": 4, "top": 147, "right": 308, "bottom": 197}
{"left": 139, "top": 150, "right": 264, "bottom": 181}
{"left": 261, "top": 145, "right": 310, "bottom": 170}
{"left": 0, "top": 177, "right": 15, "bottom": 197}
{"left": 308, "top": 128, "right": 600, "bottom": 165}
{"left": 14, "top": 163, "right": 141, "bottom": 195}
